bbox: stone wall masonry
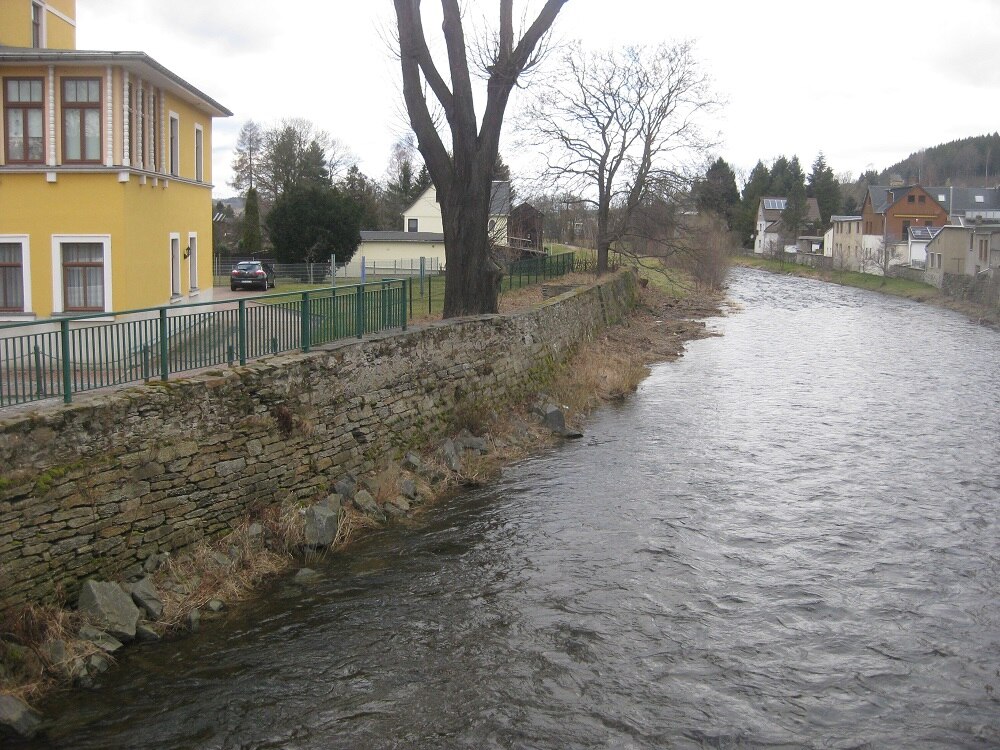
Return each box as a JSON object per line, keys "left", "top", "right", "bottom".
{"left": 0, "top": 271, "right": 638, "bottom": 612}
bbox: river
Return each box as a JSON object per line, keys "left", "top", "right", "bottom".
{"left": 20, "top": 267, "right": 1000, "bottom": 749}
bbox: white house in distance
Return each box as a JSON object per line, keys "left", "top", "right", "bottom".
{"left": 753, "top": 196, "right": 821, "bottom": 255}
{"left": 350, "top": 181, "right": 512, "bottom": 277}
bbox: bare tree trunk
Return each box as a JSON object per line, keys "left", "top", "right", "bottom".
{"left": 441, "top": 178, "right": 501, "bottom": 316}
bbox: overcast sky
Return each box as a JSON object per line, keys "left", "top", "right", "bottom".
{"left": 77, "top": 0, "right": 1000, "bottom": 198}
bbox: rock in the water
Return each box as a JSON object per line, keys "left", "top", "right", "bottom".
{"left": 294, "top": 568, "right": 321, "bottom": 583}
{"left": 0, "top": 694, "right": 42, "bottom": 739}
{"left": 78, "top": 580, "right": 140, "bottom": 642}
{"left": 125, "top": 577, "right": 164, "bottom": 620}
{"left": 353, "top": 489, "right": 386, "bottom": 523}
{"left": 441, "top": 439, "right": 462, "bottom": 472}
{"left": 87, "top": 653, "right": 111, "bottom": 674}
{"left": 303, "top": 502, "right": 340, "bottom": 547}
{"left": 539, "top": 403, "right": 566, "bottom": 433}
{"left": 78, "top": 625, "right": 124, "bottom": 653}
{"left": 135, "top": 623, "right": 161, "bottom": 642}
{"left": 207, "top": 599, "right": 226, "bottom": 613}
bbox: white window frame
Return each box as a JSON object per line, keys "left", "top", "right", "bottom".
{"left": 50, "top": 234, "right": 112, "bottom": 314}
{"left": 168, "top": 111, "right": 179, "bottom": 177}
{"left": 169, "top": 233, "right": 181, "bottom": 299}
{"left": 194, "top": 123, "right": 204, "bottom": 183}
{"left": 187, "top": 232, "right": 198, "bottom": 292}
{"left": 0, "top": 235, "right": 32, "bottom": 319}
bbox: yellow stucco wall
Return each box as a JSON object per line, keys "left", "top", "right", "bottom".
{"left": 0, "top": 0, "right": 76, "bottom": 49}
{"left": 0, "top": 171, "right": 212, "bottom": 316}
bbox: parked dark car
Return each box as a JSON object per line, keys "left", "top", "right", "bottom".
{"left": 230, "top": 261, "right": 275, "bottom": 291}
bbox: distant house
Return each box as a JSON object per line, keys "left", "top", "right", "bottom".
{"left": 753, "top": 196, "right": 821, "bottom": 254}
{"left": 906, "top": 225, "right": 942, "bottom": 269}
{"left": 353, "top": 181, "right": 513, "bottom": 276}
{"left": 825, "top": 215, "right": 863, "bottom": 269}
{"left": 923, "top": 224, "right": 999, "bottom": 286}
{"left": 861, "top": 185, "right": 949, "bottom": 244}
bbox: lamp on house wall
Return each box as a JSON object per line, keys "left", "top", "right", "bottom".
{"left": 183, "top": 246, "right": 191, "bottom": 259}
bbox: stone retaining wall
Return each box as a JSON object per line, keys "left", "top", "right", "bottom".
{"left": 0, "top": 272, "right": 638, "bottom": 612}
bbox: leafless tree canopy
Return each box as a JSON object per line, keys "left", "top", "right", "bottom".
{"left": 521, "top": 41, "right": 718, "bottom": 274}
{"left": 393, "top": 0, "right": 567, "bottom": 317}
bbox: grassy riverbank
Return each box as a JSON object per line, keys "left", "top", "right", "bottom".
{"left": 733, "top": 255, "right": 1000, "bottom": 326}
{"left": 0, "top": 269, "right": 722, "bottom": 717}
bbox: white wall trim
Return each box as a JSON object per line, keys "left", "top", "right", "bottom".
{"left": 0, "top": 235, "right": 32, "bottom": 314}
{"left": 44, "top": 3, "right": 76, "bottom": 27}
{"left": 50, "top": 234, "right": 112, "bottom": 314}
{"left": 121, "top": 71, "right": 130, "bottom": 167}
{"left": 187, "top": 232, "right": 199, "bottom": 291}
{"left": 103, "top": 66, "right": 113, "bottom": 167}
{"left": 46, "top": 65, "right": 56, "bottom": 166}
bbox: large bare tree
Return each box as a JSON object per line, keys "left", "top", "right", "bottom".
{"left": 522, "top": 41, "right": 717, "bottom": 274}
{"left": 392, "top": 0, "right": 567, "bottom": 317}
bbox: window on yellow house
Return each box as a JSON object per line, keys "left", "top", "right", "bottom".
{"left": 169, "top": 114, "right": 179, "bottom": 176}
{"left": 0, "top": 243, "right": 24, "bottom": 312}
{"left": 4, "top": 78, "right": 44, "bottom": 163}
{"left": 62, "top": 79, "right": 102, "bottom": 162}
{"left": 194, "top": 125, "right": 204, "bottom": 182}
{"left": 31, "top": 3, "right": 42, "bottom": 48}
{"left": 62, "top": 243, "right": 104, "bottom": 311}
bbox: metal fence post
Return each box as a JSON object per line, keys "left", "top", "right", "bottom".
{"left": 60, "top": 319, "right": 71, "bottom": 403}
{"left": 158, "top": 308, "right": 169, "bottom": 381}
{"left": 33, "top": 345, "right": 44, "bottom": 398}
{"left": 356, "top": 283, "right": 364, "bottom": 339}
{"left": 301, "top": 291, "right": 311, "bottom": 352}
{"left": 402, "top": 279, "right": 408, "bottom": 330}
{"left": 381, "top": 280, "right": 389, "bottom": 330}
{"left": 238, "top": 299, "right": 247, "bottom": 365}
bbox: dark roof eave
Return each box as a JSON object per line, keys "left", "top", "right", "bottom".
{"left": 0, "top": 46, "right": 232, "bottom": 117}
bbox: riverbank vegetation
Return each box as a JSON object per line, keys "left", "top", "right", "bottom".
{"left": 0, "top": 267, "right": 723, "bottom": 716}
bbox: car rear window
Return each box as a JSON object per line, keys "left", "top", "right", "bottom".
{"left": 236, "top": 262, "right": 260, "bottom": 271}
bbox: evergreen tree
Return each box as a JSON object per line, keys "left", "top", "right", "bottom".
{"left": 241, "top": 187, "right": 263, "bottom": 255}
{"left": 694, "top": 157, "right": 740, "bottom": 229}
{"left": 341, "top": 165, "right": 386, "bottom": 230}
{"left": 735, "top": 160, "right": 772, "bottom": 246}
{"left": 781, "top": 159, "right": 808, "bottom": 242}
{"left": 768, "top": 156, "right": 793, "bottom": 195}
{"left": 265, "top": 184, "right": 362, "bottom": 264}
{"left": 807, "top": 152, "right": 841, "bottom": 226}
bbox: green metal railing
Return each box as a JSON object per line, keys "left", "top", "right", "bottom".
{"left": 505, "top": 251, "right": 575, "bottom": 290}
{"left": 0, "top": 279, "right": 408, "bottom": 409}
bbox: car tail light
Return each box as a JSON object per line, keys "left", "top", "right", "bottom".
{"left": 256, "top": 271, "right": 265, "bottom": 277}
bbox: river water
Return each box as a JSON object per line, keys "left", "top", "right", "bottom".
{"left": 22, "top": 268, "right": 1000, "bottom": 749}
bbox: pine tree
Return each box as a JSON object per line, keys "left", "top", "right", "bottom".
{"left": 694, "top": 157, "right": 740, "bottom": 229}
{"left": 241, "top": 187, "right": 263, "bottom": 255}
{"left": 807, "top": 153, "right": 841, "bottom": 226}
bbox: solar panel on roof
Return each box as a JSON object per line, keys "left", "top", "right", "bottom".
{"left": 763, "top": 198, "right": 787, "bottom": 210}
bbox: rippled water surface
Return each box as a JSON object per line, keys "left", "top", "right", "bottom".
{"left": 24, "top": 268, "right": 1000, "bottom": 749}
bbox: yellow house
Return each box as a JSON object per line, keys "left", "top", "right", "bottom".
{"left": 0, "top": 0, "right": 231, "bottom": 320}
